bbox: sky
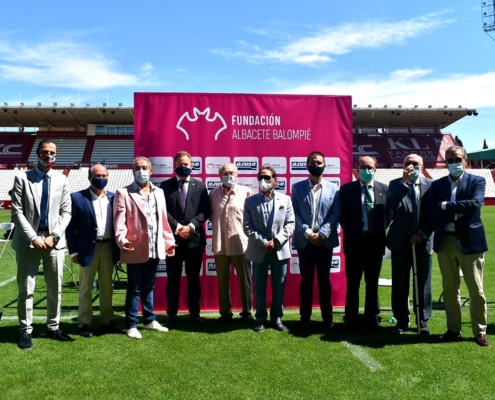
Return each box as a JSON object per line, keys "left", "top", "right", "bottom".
{"left": 0, "top": 0, "right": 493, "bottom": 152}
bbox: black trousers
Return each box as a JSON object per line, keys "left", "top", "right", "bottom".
{"left": 344, "top": 234, "right": 384, "bottom": 323}
{"left": 166, "top": 245, "right": 205, "bottom": 317}
{"left": 297, "top": 242, "right": 334, "bottom": 322}
{"left": 391, "top": 241, "right": 432, "bottom": 327}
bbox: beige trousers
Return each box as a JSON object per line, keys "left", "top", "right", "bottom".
{"left": 215, "top": 254, "right": 253, "bottom": 317}
{"left": 437, "top": 235, "right": 487, "bottom": 335}
{"left": 78, "top": 242, "right": 115, "bottom": 327}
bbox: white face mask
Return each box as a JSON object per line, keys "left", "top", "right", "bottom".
{"left": 135, "top": 170, "right": 150, "bottom": 184}
{"left": 260, "top": 179, "right": 273, "bottom": 192}
{"left": 222, "top": 175, "right": 235, "bottom": 187}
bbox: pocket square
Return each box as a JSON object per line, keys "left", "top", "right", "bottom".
{"left": 279, "top": 206, "right": 284, "bottom": 209}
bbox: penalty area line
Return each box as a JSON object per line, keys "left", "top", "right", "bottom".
{"left": 342, "top": 341, "right": 384, "bottom": 372}
{"left": 0, "top": 276, "right": 16, "bottom": 288}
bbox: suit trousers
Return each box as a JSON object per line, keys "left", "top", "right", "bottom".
{"left": 391, "top": 241, "right": 432, "bottom": 328}
{"left": 437, "top": 235, "right": 487, "bottom": 335}
{"left": 215, "top": 254, "right": 253, "bottom": 317}
{"left": 78, "top": 242, "right": 115, "bottom": 327}
{"left": 16, "top": 233, "right": 65, "bottom": 334}
{"left": 297, "top": 242, "right": 333, "bottom": 322}
{"left": 344, "top": 234, "right": 384, "bottom": 323}
{"left": 166, "top": 245, "right": 204, "bottom": 317}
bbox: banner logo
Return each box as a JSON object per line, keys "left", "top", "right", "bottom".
{"left": 0, "top": 144, "right": 22, "bottom": 155}
{"left": 234, "top": 157, "right": 259, "bottom": 174}
{"left": 176, "top": 107, "right": 227, "bottom": 140}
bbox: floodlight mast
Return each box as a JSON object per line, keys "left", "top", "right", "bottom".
{"left": 482, "top": 0, "right": 495, "bottom": 41}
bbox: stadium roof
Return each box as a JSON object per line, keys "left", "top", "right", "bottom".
{"left": 467, "top": 149, "right": 495, "bottom": 160}
{"left": 0, "top": 105, "right": 477, "bottom": 130}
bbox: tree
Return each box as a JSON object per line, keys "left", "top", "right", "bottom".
{"left": 483, "top": 139, "right": 488, "bottom": 149}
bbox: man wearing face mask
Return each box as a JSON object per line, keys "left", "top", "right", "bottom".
{"left": 243, "top": 167, "right": 295, "bottom": 332}
{"left": 427, "top": 146, "right": 489, "bottom": 346}
{"left": 386, "top": 154, "right": 434, "bottom": 335}
{"left": 160, "top": 151, "right": 210, "bottom": 327}
{"left": 339, "top": 156, "right": 390, "bottom": 330}
{"left": 66, "top": 164, "right": 121, "bottom": 338}
{"left": 11, "top": 139, "right": 72, "bottom": 350}
{"left": 209, "top": 163, "right": 254, "bottom": 323}
{"left": 291, "top": 152, "right": 340, "bottom": 329}
{"left": 114, "top": 157, "right": 177, "bottom": 339}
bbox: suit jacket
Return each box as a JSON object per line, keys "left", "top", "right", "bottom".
{"left": 291, "top": 178, "right": 340, "bottom": 250}
{"left": 160, "top": 177, "right": 210, "bottom": 249}
{"left": 426, "top": 172, "right": 487, "bottom": 255}
{"left": 113, "top": 183, "right": 176, "bottom": 264}
{"left": 66, "top": 188, "right": 119, "bottom": 267}
{"left": 339, "top": 180, "right": 390, "bottom": 254}
{"left": 386, "top": 177, "right": 435, "bottom": 255}
{"left": 243, "top": 192, "right": 295, "bottom": 263}
{"left": 11, "top": 168, "right": 71, "bottom": 252}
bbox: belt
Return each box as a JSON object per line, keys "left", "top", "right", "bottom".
{"left": 443, "top": 231, "right": 456, "bottom": 237}
{"left": 96, "top": 238, "right": 112, "bottom": 243}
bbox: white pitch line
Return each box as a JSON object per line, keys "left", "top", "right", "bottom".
{"left": 342, "top": 341, "right": 384, "bottom": 372}
{"left": 0, "top": 276, "right": 16, "bottom": 288}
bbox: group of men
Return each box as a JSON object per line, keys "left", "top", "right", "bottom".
{"left": 10, "top": 139, "right": 489, "bottom": 350}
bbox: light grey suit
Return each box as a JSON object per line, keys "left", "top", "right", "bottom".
{"left": 11, "top": 168, "right": 71, "bottom": 334}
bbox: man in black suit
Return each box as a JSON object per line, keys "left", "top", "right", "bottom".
{"left": 386, "top": 154, "right": 434, "bottom": 335}
{"left": 339, "top": 156, "right": 390, "bottom": 329}
{"left": 161, "top": 151, "right": 210, "bottom": 326}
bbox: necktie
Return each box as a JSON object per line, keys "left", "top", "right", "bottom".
{"left": 39, "top": 173, "right": 49, "bottom": 230}
{"left": 180, "top": 180, "right": 188, "bottom": 209}
{"left": 410, "top": 184, "right": 419, "bottom": 232}
{"left": 365, "top": 185, "right": 375, "bottom": 233}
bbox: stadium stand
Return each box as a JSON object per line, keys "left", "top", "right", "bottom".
{"left": 426, "top": 169, "right": 450, "bottom": 180}
{"left": 0, "top": 170, "right": 23, "bottom": 199}
{"left": 28, "top": 136, "right": 87, "bottom": 166}
{"left": 468, "top": 169, "right": 495, "bottom": 198}
{"left": 91, "top": 139, "right": 134, "bottom": 165}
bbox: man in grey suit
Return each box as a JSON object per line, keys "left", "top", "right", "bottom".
{"left": 11, "top": 139, "right": 72, "bottom": 350}
{"left": 386, "top": 154, "right": 434, "bottom": 335}
{"left": 291, "top": 151, "right": 340, "bottom": 329}
{"left": 244, "top": 166, "right": 295, "bottom": 333}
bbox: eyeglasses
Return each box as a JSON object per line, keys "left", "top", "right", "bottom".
{"left": 404, "top": 162, "right": 421, "bottom": 167}
{"left": 446, "top": 157, "right": 463, "bottom": 164}
{"left": 358, "top": 166, "right": 374, "bottom": 171}
{"left": 257, "top": 175, "right": 272, "bottom": 181}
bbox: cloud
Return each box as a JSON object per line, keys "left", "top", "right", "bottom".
{"left": 214, "top": 12, "right": 454, "bottom": 65}
{"left": 0, "top": 40, "right": 152, "bottom": 90}
{"left": 281, "top": 69, "right": 495, "bottom": 109}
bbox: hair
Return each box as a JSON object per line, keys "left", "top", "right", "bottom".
{"left": 445, "top": 145, "right": 467, "bottom": 159}
{"left": 174, "top": 151, "right": 192, "bottom": 162}
{"left": 218, "top": 163, "right": 238, "bottom": 175}
{"left": 358, "top": 155, "right": 377, "bottom": 168}
{"left": 88, "top": 164, "right": 108, "bottom": 178}
{"left": 403, "top": 154, "right": 424, "bottom": 165}
{"left": 133, "top": 156, "right": 151, "bottom": 169}
{"left": 36, "top": 139, "right": 57, "bottom": 154}
{"left": 306, "top": 151, "right": 325, "bottom": 164}
{"left": 259, "top": 166, "right": 277, "bottom": 179}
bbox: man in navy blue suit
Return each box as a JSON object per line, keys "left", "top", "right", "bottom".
{"left": 66, "top": 164, "right": 121, "bottom": 338}
{"left": 427, "top": 146, "right": 489, "bottom": 346}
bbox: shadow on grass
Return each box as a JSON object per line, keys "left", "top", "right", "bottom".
{"left": 0, "top": 321, "right": 81, "bottom": 345}
{"left": 157, "top": 314, "right": 255, "bottom": 335}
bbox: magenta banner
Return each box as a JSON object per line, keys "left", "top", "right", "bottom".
{"left": 0, "top": 135, "right": 35, "bottom": 166}
{"left": 134, "top": 92, "right": 353, "bottom": 312}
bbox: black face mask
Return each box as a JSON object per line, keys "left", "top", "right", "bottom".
{"left": 175, "top": 166, "right": 192, "bottom": 177}
{"left": 308, "top": 164, "right": 325, "bottom": 177}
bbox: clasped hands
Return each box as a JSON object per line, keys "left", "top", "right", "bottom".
{"left": 32, "top": 236, "right": 55, "bottom": 252}
{"left": 178, "top": 225, "right": 193, "bottom": 239}
{"left": 308, "top": 233, "right": 323, "bottom": 247}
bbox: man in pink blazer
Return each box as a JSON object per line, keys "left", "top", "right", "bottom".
{"left": 114, "top": 157, "right": 177, "bottom": 339}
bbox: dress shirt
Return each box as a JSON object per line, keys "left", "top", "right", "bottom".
{"left": 360, "top": 180, "right": 374, "bottom": 232}
{"left": 175, "top": 176, "right": 196, "bottom": 234}
{"left": 210, "top": 184, "right": 253, "bottom": 256}
{"left": 260, "top": 192, "right": 275, "bottom": 238}
{"left": 441, "top": 172, "right": 464, "bottom": 232}
{"left": 303, "top": 179, "right": 326, "bottom": 240}
{"left": 133, "top": 182, "right": 159, "bottom": 259}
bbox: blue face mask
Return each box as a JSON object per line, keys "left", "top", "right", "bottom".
{"left": 409, "top": 169, "right": 420, "bottom": 182}
{"left": 448, "top": 163, "right": 464, "bottom": 177}
{"left": 135, "top": 170, "right": 150, "bottom": 184}
{"left": 91, "top": 177, "right": 108, "bottom": 190}
{"left": 222, "top": 176, "right": 235, "bottom": 187}
{"left": 359, "top": 169, "right": 374, "bottom": 183}
{"left": 175, "top": 166, "right": 192, "bottom": 177}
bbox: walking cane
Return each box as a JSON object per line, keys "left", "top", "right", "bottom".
{"left": 411, "top": 244, "right": 421, "bottom": 335}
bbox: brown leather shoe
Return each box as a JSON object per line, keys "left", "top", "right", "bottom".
{"left": 476, "top": 333, "right": 489, "bottom": 347}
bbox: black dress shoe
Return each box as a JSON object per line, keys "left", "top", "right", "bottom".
{"left": 79, "top": 325, "right": 93, "bottom": 338}
{"left": 366, "top": 321, "right": 382, "bottom": 331}
{"left": 346, "top": 321, "right": 360, "bottom": 330}
{"left": 190, "top": 315, "right": 204, "bottom": 325}
{"left": 420, "top": 327, "right": 431, "bottom": 336}
{"left": 253, "top": 323, "right": 265, "bottom": 333}
{"left": 166, "top": 315, "right": 176, "bottom": 328}
{"left": 298, "top": 319, "right": 310, "bottom": 329}
{"left": 217, "top": 314, "right": 233, "bottom": 323}
{"left": 19, "top": 333, "right": 32, "bottom": 350}
{"left": 271, "top": 320, "right": 288, "bottom": 332}
{"left": 323, "top": 321, "right": 335, "bottom": 330}
{"left": 439, "top": 329, "right": 461, "bottom": 342}
{"left": 101, "top": 320, "right": 122, "bottom": 334}
{"left": 242, "top": 314, "right": 255, "bottom": 323}
{"left": 47, "top": 329, "right": 74, "bottom": 342}
{"left": 392, "top": 324, "right": 408, "bottom": 335}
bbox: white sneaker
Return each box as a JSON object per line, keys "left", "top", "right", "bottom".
{"left": 125, "top": 328, "right": 142, "bottom": 339}
{"left": 143, "top": 320, "right": 169, "bottom": 332}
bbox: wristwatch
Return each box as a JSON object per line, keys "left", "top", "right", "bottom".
{"left": 51, "top": 233, "right": 60, "bottom": 244}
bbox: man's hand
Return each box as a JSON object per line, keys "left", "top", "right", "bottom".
{"left": 32, "top": 237, "right": 47, "bottom": 252}
{"left": 457, "top": 213, "right": 464, "bottom": 219}
{"left": 43, "top": 236, "right": 55, "bottom": 250}
{"left": 265, "top": 240, "right": 276, "bottom": 253}
{"left": 401, "top": 164, "right": 415, "bottom": 184}
{"left": 178, "top": 225, "right": 193, "bottom": 239}
{"left": 437, "top": 201, "right": 443, "bottom": 207}
{"left": 166, "top": 244, "right": 178, "bottom": 257}
{"left": 122, "top": 242, "right": 135, "bottom": 253}
{"left": 71, "top": 255, "right": 80, "bottom": 264}
{"left": 308, "top": 233, "right": 323, "bottom": 247}
{"left": 410, "top": 233, "right": 423, "bottom": 245}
